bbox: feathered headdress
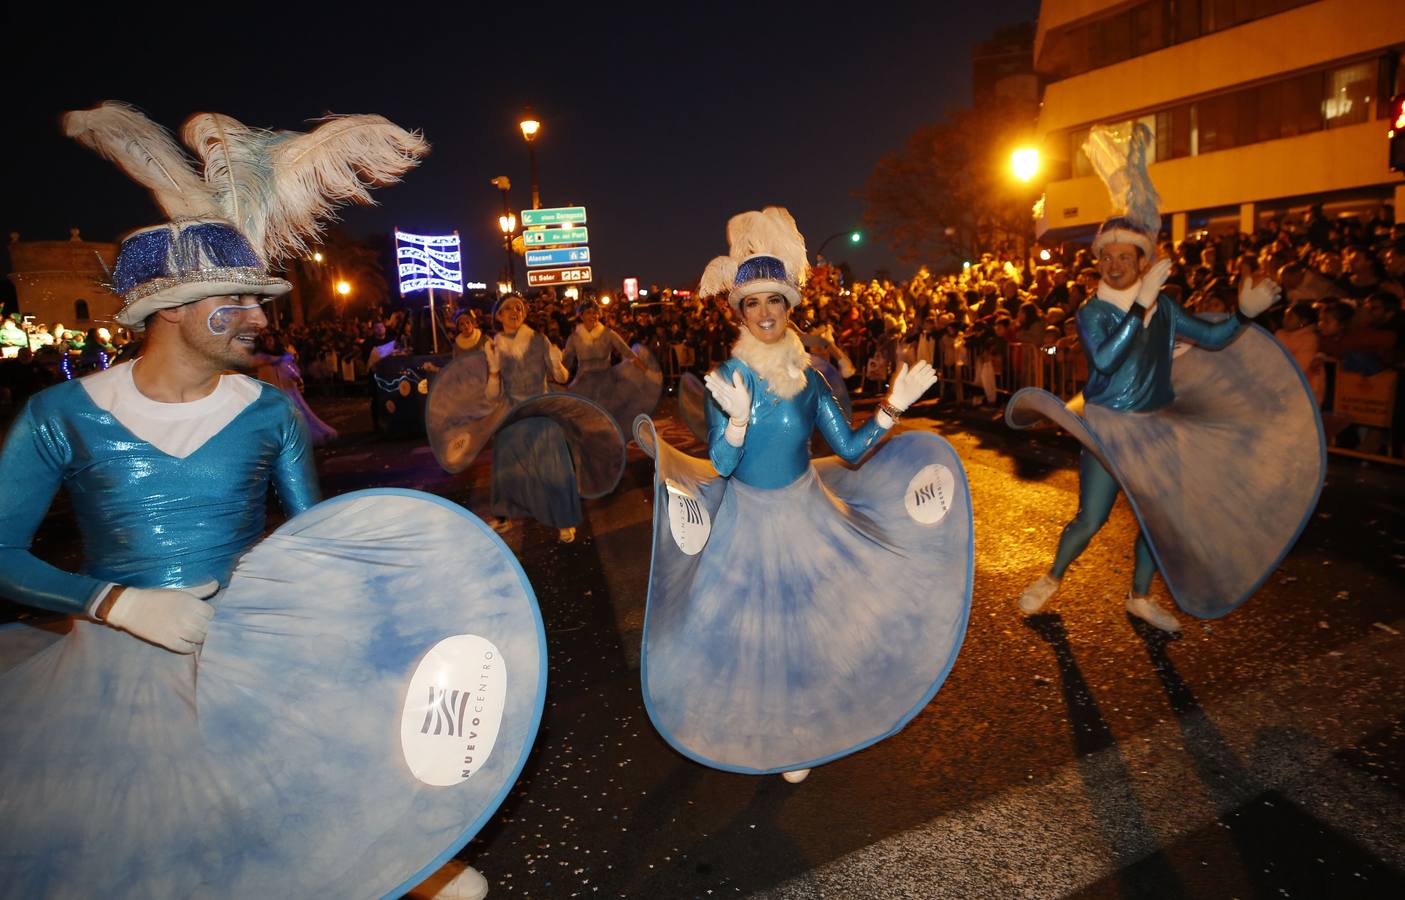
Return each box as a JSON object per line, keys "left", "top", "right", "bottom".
{"left": 699, "top": 207, "right": 809, "bottom": 310}
{"left": 63, "top": 101, "right": 428, "bottom": 327}
{"left": 1082, "top": 122, "right": 1161, "bottom": 258}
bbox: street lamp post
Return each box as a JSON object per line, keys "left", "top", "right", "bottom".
{"left": 1010, "top": 146, "right": 1042, "bottom": 275}
{"left": 491, "top": 176, "right": 517, "bottom": 290}
{"left": 814, "top": 229, "right": 862, "bottom": 264}
{"left": 519, "top": 106, "right": 541, "bottom": 210}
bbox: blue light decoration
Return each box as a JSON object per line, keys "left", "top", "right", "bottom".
{"left": 395, "top": 230, "right": 463, "bottom": 295}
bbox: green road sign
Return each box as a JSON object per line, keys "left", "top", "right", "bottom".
{"left": 523, "top": 226, "right": 588, "bottom": 247}
{"left": 521, "top": 207, "right": 587, "bottom": 227}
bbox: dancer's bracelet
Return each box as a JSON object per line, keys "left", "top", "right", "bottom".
{"left": 878, "top": 401, "right": 903, "bottom": 422}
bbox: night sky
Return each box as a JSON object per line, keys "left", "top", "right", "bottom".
{"left": 6, "top": 1, "right": 1037, "bottom": 292}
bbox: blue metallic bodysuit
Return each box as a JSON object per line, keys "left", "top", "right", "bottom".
{"left": 705, "top": 360, "right": 885, "bottom": 488}
{"left": 1078, "top": 294, "right": 1243, "bottom": 411}
{"left": 0, "top": 375, "right": 319, "bottom": 614}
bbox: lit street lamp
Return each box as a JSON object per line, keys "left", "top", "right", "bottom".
{"left": 1011, "top": 147, "right": 1041, "bottom": 183}
{"left": 815, "top": 229, "right": 862, "bottom": 263}
{"left": 519, "top": 106, "right": 542, "bottom": 210}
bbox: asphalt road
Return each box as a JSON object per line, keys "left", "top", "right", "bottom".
{"left": 11, "top": 391, "right": 1405, "bottom": 898}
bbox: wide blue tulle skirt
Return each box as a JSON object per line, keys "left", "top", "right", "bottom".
{"left": 424, "top": 355, "right": 626, "bottom": 527}
{"left": 1005, "top": 323, "right": 1325, "bottom": 617}
{"left": 565, "top": 344, "right": 663, "bottom": 438}
{"left": 633, "top": 417, "right": 972, "bottom": 773}
{"left": 0, "top": 490, "right": 546, "bottom": 899}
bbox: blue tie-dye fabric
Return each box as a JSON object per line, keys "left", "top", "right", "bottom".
{"left": 633, "top": 387, "right": 974, "bottom": 773}
{"left": 0, "top": 490, "right": 546, "bottom": 899}
{"left": 1006, "top": 322, "right": 1325, "bottom": 617}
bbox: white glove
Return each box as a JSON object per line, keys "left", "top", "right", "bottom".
{"left": 103, "top": 580, "right": 220, "bottom": 654}
{"left": 1238, "top": 274, "right": 1282, "bottom": 318}
{"left": 482, "top": 339, "right": 500, "bottom": 374}
{"left": 1135, "top": 258, "right": 1173, "bottom": 309}
{"left": 547, "top": 341, "right": 569, "bottom": 382}
{"left": 704, "top": 369, "right": 751, "bottom": 423}
{"left": 885, "top": 361, "right": 938, "bottom": 412}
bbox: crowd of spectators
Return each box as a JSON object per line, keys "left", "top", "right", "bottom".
{"left": 4, "top": 202, "right": 1403, "bottom": 452}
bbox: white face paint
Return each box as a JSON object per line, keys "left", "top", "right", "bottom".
{"left": 180, "top": 294, "right": 268, "bottom": 369}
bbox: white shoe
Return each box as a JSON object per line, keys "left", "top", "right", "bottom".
{"left": 558, "top": 527, "right": 576, "bottom": 543}
{"left": 782, "top": 768, "right": 811, "bottom": 783}
{"left": 412, "top": 860, "right": 488, "bottom": 900}
{"left": 1126, "top": 593, "right": 1180, "bottom": 633}
{"left": 1019, "top": 574, "right": 1061, "bottom": 614}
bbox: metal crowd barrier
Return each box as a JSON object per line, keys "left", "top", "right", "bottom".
{"left": 1320, "top": 357, "right": 1401, "bottom": 464}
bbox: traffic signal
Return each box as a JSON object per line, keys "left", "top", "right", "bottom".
{"left": 1390, "top": 94, "right": 1405, "bottom": 175}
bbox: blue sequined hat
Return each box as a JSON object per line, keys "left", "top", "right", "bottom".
{"left": 699, "top": 207, "right": 809, "bottom": 311}
{"left": 492, "top": 292, "right": 526, "bottom": 321}
{"left": 64, "top": 101, "right": 428, "bottom": 330}
{"left": 110, "top": 219, "right": 291, "bottom": 328}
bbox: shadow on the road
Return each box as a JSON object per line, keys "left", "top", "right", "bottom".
{"left": 1129, "top": 621, "right": 1405, "bottom": 897}
{"left": 1023, "top": 613, "right": 1187, "bottom": 898}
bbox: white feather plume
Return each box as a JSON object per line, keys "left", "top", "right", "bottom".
{"left": 699, "top": 255, "right": 739, "bottom": 299}
{"left": 63, "top": 102, "right": 213, "bottom": 219}
{"left": 181, "top": 112, "right": 428, "bottom": 263}
{"left": 699, "top": 206, "right": 809, "bottom": 298}
{"left": 181, "top": 113, "right": 277, "bottom": 255}
{"left": 726, "top": 207, "right": 809, "bottom": 285}
{"left": 260, "top": 115, "right": 430, "bottom": 262}
{"left": 1082, "top": 123, "right": 1161, "bottom": 234}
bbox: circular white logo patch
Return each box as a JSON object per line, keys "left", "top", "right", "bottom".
{"left": 400, "top": 634, "right": 507, "bottom": 787}
{"left": 665, "top": 479, "right": 711, "bottom": 555}
{"left": 904, "top": 464, "right": 956, "bottom": 525}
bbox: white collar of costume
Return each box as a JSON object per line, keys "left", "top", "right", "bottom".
{"left": 455, "top": 328, "right": 480, "bottom": 349}
{"left": 732, "top": 327, "right": 810, "bottom": 399}
{"left": 1096, "top": 281, "right": 1139, "bottom": 312}
{"left": 495, "top": 325, "right": 536, "bottom": 360}
{"left": 1097, "top": 280, "right": 1157, "bottom": 324}
{"left": 80, "top": 359, "right": 262, "bottom": 458}
{"left": 574, "top": 322, "right": 606, "bottom": 342}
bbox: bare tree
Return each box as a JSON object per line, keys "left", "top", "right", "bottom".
{"left": 862, "top": 101, "right": 1036, "bottom": 270}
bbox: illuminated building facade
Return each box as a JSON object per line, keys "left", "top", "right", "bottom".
{"left": 1032, "top": 0, "right": 1405, "bottom": 242}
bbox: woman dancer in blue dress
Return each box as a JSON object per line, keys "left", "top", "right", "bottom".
{"left": 561, "top": 298, "right": 661, "bottom": 434}
{"left": 635, "top": 207, "right": 973, "bottom": 782}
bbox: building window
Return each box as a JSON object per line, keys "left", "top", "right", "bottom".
{"left": 1156, "top": 104, "right": 1194, "bottom": 160}
{"left": 1323, "top": 61, "right": 1375, "bottom": 128}
{"left": 75, "top": 300, "right": 90, "bottom": 322}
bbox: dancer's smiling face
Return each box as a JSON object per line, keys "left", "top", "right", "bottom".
{"left": 580, "top": 305, "right": 600, "bottom": 329}
{"left": 738, "top": 292, "right": 790, "bottom": 344}
{"left": 1098, "top": 242, "right": 1146, "bottom": 291}
{"left": 496, "top": 298, "right": 527, "bottom": 333}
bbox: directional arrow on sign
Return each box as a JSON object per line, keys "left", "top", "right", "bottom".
{"left": 523, "top": 227, "right": 588, "bottom": 247}
{"left": 521, "top": 206, "right": 587, "bottom": 227}
{"left": 526, "top": 246, "right": 591, "bottom": 267}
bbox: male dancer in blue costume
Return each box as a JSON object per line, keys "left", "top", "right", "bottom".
{"left": 0, "top": 234, "right": 317, "bottom": 647}
{"left": 1017, "top": 216, "right": 1280, "bottom": 632}
{"left": 0, "top": 104, "right": 494, "bottom": 900}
